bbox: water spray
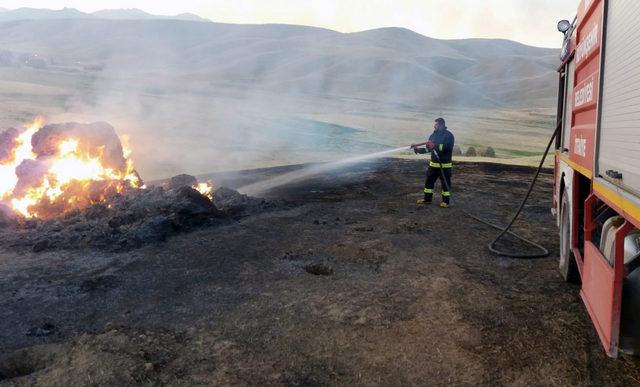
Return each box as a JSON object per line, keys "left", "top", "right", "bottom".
{"left": 238, "top": 146, "right": 410, "bottom": 196}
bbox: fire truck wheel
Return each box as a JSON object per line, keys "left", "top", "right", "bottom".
{"left": 559, "top": 191, "right": 580, "bottom": 283}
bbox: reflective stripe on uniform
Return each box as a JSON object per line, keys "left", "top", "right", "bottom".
{"left": 424, "top": 188, "right": 434, "bottom": 194}
{"left": 439, "top": 143, "right": 444, "bottom": 152}
{"left": 429, "top": 161, "right": 453, "bottom": 168}
{"left": 442, "top": 191, "right": 451, "bottom": 197}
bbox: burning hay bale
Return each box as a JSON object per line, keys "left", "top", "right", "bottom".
{"left": 160, "top": 173, "right": 277, "bottom": 214}
{"left": 1, "top": 182, "right": 223, "bottom": 252}
{"left": 212, "top": 186, "right": 270, "bottom": 215}
{"left": 30, "top": 121, "right": 129, "bottom": 172}
{"left": 0, "top": 119, "right": 142, "bottom": 219}
{"left": 0, "top": 175, "right": 275, "bottom": 252}
{"left": 0, "top": 119, "right": 277, "bottom": 252}
{"left": 162, "top": 174, "right": 214, "bottom": 200}
{"left": 158, "top": 174, "right": 273, "bottom": 215}
{"left": 168, "top": 174, "right": 198, "bottom": 190}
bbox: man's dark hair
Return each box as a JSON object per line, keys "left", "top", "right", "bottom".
{"left": 435, "top": 117, "right": 445, "bottom": 127}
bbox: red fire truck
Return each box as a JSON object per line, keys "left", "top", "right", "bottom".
{"left": 555, "top": 0, "right": 640, "bottom": 357}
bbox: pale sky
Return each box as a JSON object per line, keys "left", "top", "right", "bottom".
{"left": 0, "top": 0, "right": 577, "bottom": 48}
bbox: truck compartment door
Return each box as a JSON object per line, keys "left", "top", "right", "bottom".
{"left": 597, "top": 0, "right": 640, "bottom": 196}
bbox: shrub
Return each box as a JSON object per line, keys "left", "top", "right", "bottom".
{"left": 465, "top": 146, "right": 477, "bottom": 157}
{"left": 483, "top": 146, "right": 496, "bottom": 158}
{"left": 452, "top": 145, "right": 462, "bottom": 156}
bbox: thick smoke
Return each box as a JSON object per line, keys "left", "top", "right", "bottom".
{"left": 0, "top": 127, "right": 19, "bottom": 163}
{"left": 0, "top": 18, "right": 559, "bottom": 181}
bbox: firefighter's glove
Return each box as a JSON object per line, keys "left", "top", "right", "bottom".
{"left": 426, "top": 140, "right": 435, "bottom": 150}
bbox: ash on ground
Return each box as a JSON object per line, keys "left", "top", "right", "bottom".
{"left": 0, "top": 175, "right": 274, "bottom": 252}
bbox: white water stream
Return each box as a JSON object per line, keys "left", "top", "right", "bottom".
{"left": 238, "top": 146, "right": 409, "bottom": 196}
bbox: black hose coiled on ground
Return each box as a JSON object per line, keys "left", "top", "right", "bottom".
{"left": 433, "top": 126, "right": 559, "bottom": 258}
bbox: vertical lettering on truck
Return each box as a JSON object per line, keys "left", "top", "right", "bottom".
{"left": 575, "top": 137, "right": 587, "bottom": 157}
{"left": 569, "top": 0, "right": 602, "bottom": 175}
{"left": 574, "top": 80, "right": 594, "bottom": 108}
{"left": 576, "top": 24, "right": 598, "bottom": 65}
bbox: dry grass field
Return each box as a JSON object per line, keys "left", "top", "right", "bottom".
{"left": 0, "top": 64, "right": 556, "bottom": 179}
{"left": 2, "top": 159, "right": 639, "bottom": 385}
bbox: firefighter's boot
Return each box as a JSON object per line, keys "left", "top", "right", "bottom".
{"left": 440, "top": 191, "right": 450, "bottom": 208}
{"left": 418, "top": 188, "right": 434, "bottom": 205}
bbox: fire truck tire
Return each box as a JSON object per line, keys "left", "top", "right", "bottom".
{"left": 560, "top": 191, "right": 580, "bottom": 283}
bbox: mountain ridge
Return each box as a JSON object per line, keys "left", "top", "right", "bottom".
{"left": 0, "top": 7, "right": 211, "bottom": 23}
{"left": 0, "top": 16, "right": 559, "bottom": 109}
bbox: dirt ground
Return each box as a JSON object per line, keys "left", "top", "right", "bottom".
{"left": 2, "top": 158, "right": 640, "bottom": 386}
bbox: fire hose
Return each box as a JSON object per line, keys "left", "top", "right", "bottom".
{"left": 411, "top": 126, "right": 559, "bottom": 258}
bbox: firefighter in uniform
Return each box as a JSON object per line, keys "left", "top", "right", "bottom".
{"left": 412, "top": 117, "right": 455, "bottom": 208}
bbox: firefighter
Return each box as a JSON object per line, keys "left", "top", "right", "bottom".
{"left": 412, "top": 117, "right": 455, "bottom": 208}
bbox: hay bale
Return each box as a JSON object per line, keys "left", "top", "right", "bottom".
{"left": 483, "top": 146, "right": 496, "bottom": 158}
{"left": 168, "top": 174, "right": 197, "bottom": 190}
{"left": 465, "top": 146, "right": 477, "bottom": 157}
{"left": 31, "top": 122, "right": 127, "bottom": 171}
{"left": 452, "top": 145, "right": 462, "bottom": 156}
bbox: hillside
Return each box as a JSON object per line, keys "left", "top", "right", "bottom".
{"left": 0, "top": 15, "right": 559, "bottom": 179}
{"left": 0, "top": 7, "right": 89, "bottom": 21}
{"left": 0, "top": 7, "right": 209, "bottom": 22}
{"left": 0, "top": 17, "right": 557, "bottom": 109}
{"left": 92, "top": 9, "right": 208, "bottom": 22}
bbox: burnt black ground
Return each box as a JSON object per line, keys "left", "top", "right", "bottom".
{"left": 1, "top": 158, "right": 640, "bottom": 385}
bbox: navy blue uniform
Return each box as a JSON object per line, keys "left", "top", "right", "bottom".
{"left": 417, "top": 127, "right": 455, "bottom": 204}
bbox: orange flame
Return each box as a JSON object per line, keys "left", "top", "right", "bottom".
{"left": 0, "top": 117, "right": 41, "bottom": 199}
{"left": 193, "top": 181, "right": 214, "bottom": 200}
{"left": 0, "top": 118, "right": 143, "bottom": 219}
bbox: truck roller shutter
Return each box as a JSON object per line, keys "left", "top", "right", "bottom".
{"left": 598, "top": 0, "right": 640, "bottom": 194}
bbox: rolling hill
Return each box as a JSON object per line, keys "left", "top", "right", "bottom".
{"left": 91, "top": 9, "right": 208, "bottom": 22}
{"left": 0, "top": 7, "right": 210, "bottom": 22}
{"left": 0, "top": 11, "right": 560, "bottom": 178}
{"left": 0, "top": 7, "right": 89, "bottom": 21}
{"left": 0, "top": 15, "right": 559, "bottom": 109}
